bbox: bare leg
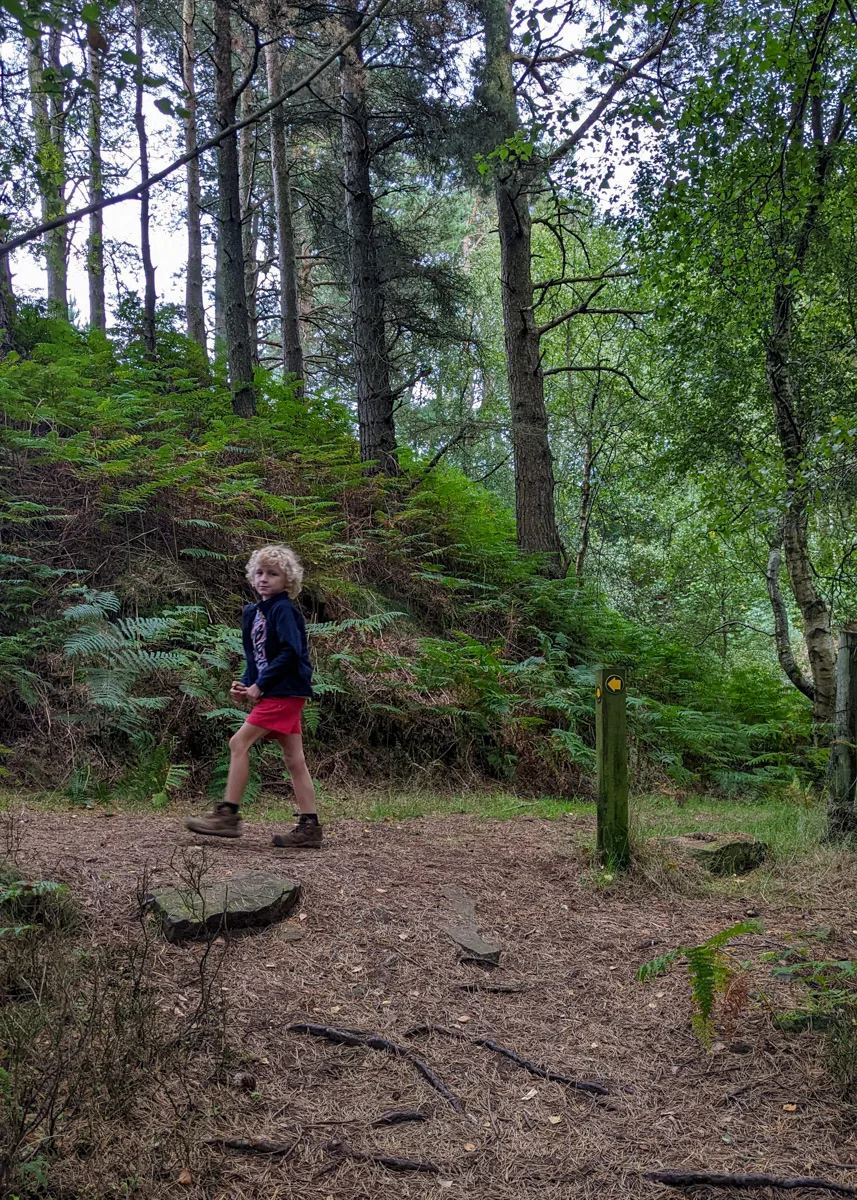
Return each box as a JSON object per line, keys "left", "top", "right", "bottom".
{"left": 224, "top": 722, "right": 270, "bottom": 807}
{"left": 274, "top": 733, "right": 317, "bottom": 815}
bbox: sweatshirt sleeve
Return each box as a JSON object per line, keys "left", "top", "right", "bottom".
{"left": 255, "top": 602, "right": 299, "bottom": 694}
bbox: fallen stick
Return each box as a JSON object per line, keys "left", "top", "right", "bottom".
{"left": 644, "top": 1170, "right": 857, "bottom": 1195}
{"left": 203, "top": 1137, "right": 297, "bottom": 1157}
{"left": 324, "top": 1140, "right": 440, "bottom": 1174}
{"left": 457, "top": 982, "right": 530, "bottom": 994}
{"left": 371, "top": 1109, "right": 428, "bottom": 1126}
{"left": 288, "top": 1023, "right": 464, "bottom": 1112}
{"left": 405, "top": 1024, "right": 609, "bottom": 1097}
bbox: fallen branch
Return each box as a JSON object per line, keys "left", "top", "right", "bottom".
{"left": 288, "top": 1023, "right": 463, "bottom": 1112}
{"left": 405, "top": 1024, "right": 608, "bottom": 1097}
{"left": 457, "top": 982, "right": 530, "bottom": 994}
{"left": 371, "top": 1109, "right": 428, "bottom": 1126}
{"left": 324, "top": 1140, "right": 440, "bottom": 1174}
{"left": 644, "top": 1170, "right": 857, "bottom": 1195}
{"left": 203, "top": 1136, "right": 297, "bottom": 1157}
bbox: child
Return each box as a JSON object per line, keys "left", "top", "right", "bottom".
{"left": 186, "top": 545, "right": 321, "bottom": 848}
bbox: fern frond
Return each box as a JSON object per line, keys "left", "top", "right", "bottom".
{"left": 637, "top": 948, "right": 684, "bottom": 982}
{"left": 704, "top": 920, "right": 762, "bottom": 949}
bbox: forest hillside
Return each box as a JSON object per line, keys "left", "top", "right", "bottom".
{"left": 0, "top": 313, "right": 815, "bottom": 807}
{"left": 7, "top": 3, "right": 857, "bottom": 1198}
{"left": 4, "top": 0, "right": 854, "bottom": 816}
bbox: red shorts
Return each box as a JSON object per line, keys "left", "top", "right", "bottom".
{"left": 246, "top": 696, "right": 306, "bottom": 737}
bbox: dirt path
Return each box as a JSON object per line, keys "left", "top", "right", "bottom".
{"left": 10, "top": 806, "right": 857, "bottom": 1198}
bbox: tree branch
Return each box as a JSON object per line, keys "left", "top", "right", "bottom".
{"left": 644, "top": 1170, "right": 857, "bottom": 1196}
{"left": 0, "top": 0, "right": 392, "bottom": 258}
{"left": 695, "top": 620, "right": 777, "bottom": 648}
{"left": 533, "top": 268, "right": 633, "bottom": 297}
{"left": 541, "top": 361, "right": 650, "bottom": 404}
{"left": 536, "top": 299, "right": 649, "bottom": 337}
{"left": 547, "top": 2, "right": 690, "bottom": 166}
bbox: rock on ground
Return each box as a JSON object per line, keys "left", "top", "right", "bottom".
{"left": 670, "top": 832, "right": 771, "bottom": 876}
{"left": 147, "top": 870, "right": 300, "bottom": 942}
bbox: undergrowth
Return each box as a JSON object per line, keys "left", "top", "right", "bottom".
{"left": 0, "top": 315, "right": 815, "bottom": 803}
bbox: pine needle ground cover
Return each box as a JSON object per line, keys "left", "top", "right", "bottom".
{"left": 4, "top": 801, "right": 857, "bottom": 1199}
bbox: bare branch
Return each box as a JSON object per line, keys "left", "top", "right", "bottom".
{"left": 542, "top": 361, "right": 650, "bottom": 404}
{"left": 533, "top": 268, "right": 633, "bottom": 297}
{"left": 547, "top": 3, "right": 690, "bottom": 166}
{"left": 536, "top": 294, "right": 649, "bottom": 337}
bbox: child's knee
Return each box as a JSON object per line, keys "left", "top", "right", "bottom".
{"left": 282, "top": 748, "right": 306, "bottom": 772}
{"left": 229, "top": 731, "right": 249, "bottom": 755}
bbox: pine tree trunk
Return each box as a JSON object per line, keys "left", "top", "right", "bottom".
{"left": 134, "top": 5, "right": 157, "bottom": 354}
{"left": 237, "top": 34, "right": 259, "bottom": 365}
{"left": 339, "top": 0, "right": 398, "bottom": 473}
{"left": 27, "top": 30, "right": 68, "bottom": 317}
{"left": 181, "top": 0, "right": 207, "bottom": 350}
{"left": 87, "top": 44, "right": 106, "bottom": 331}
{"left": 480, "top": 0, "right": 564, "bottom": 574}
{"left": 575, "top": 433, "right": 594, "bottom": 582}
{"left": 214, "top": 228, "right": 227, "bottom": 357}
{"left": 0, "top": 238, "right": 16, "bottom": 356}
{"left": 213, "top": 0, "right": 256, "bottom": 416}
{"left": 766, "top": 282, "right": 835, "bottom": 725}
{"left": 263, "top": 5, "right": 304, "bottom": 387}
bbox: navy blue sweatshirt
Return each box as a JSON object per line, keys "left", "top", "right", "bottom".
{"left": 240, "top": 592, "right": 313, "bottom": 698}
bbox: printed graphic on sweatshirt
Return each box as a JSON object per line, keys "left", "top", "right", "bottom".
{"left": 251, "top": 608, "right": 268, "bottom": 672}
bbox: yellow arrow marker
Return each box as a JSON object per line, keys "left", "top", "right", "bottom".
{"left": 605, "top": 675, "right": 624, "bottom": 693}
{"left": 595, "top": 686, "right": 602, "bottom": 701}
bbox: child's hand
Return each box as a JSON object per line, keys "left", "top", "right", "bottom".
{"left": 245, "top": 683, "right": 262, "bottom": 702}
{"left": 230, "top": 681, "right": 248, "bottom": 701}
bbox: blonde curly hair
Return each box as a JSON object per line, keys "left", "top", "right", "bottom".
{"left": 245, "top": 545, "right": 304, "bottom": 598}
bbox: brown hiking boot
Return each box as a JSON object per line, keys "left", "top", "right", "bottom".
{"left": 272, "top": 815, "right": 322, "bottom": 849}
{"left": 186, "top": 803, "right": 243, "bottom": 839}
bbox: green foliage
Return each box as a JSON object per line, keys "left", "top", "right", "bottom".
{"left": 639, "top": 920, "right": 762, "bottom": 1045}
{"left": 0, "top": 319, "right": 817, "bottom": 798}
{"left": 0, "top": 877, "right": 70, "bottom": 937}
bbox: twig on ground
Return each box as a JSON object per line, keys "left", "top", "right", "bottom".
{"left": 288, "top": 1023, "right": 464, "bottom": 1111}
{"left": 324, "top": 1140, "right": 440, "bottom": 1174}
{"left": 457, "top": 982, "right": 530, "bottom": 993}
{"left": 203, "top": 1136, "right": 298, "bottom": 1157}
{"left": 372, "top": 1109, "right": 429, "bottom": 1126}
{"left": 405, "top": 1024, "right": 609, "bottom": 1096}
{"left": 644, "top": 1170, "right": 857, "bottom": 1195}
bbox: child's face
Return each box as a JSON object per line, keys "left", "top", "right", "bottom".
{"left": 252, "top": 562, "right": 289, "bottom": 598}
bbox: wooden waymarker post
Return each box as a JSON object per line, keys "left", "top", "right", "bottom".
{"left": 828, "top": 626, "right": 857, "bottom": 840}
{"left": 595, "top": 666, "right": 630, "bottom": 869}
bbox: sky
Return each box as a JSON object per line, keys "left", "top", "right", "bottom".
{"left": 11, "top": 94, "right": 199, "bottom": 322}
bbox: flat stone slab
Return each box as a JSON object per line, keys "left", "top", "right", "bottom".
{"left": 147, "top": 871, "right": 300, "bottom": 943}
{"left": 441, "top": 884, "right": 502, "bottom": 965}
{"left": 670, "top": 832, "right": 771, "bottom": 876}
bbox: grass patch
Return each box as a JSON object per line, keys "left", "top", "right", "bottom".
{"left": 0, "top": 785, "right": 829, "bottom": 863}
{"left": 631, "top": 790, "right": 825, "bottom": 858}
{"left": 255, "top": 786, "right": 593, "bottom": 824}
